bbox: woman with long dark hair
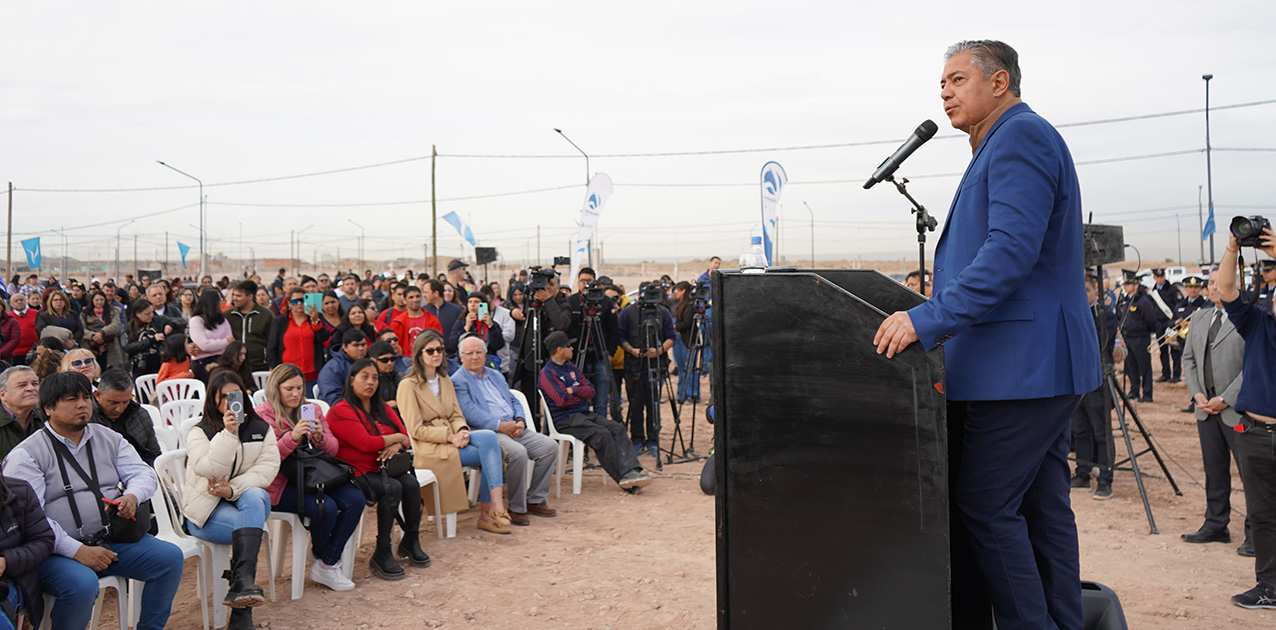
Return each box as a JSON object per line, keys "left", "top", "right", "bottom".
{"left": 81, "top": 289, "right": 124, "bottom": 368}
{"left": 188, "top": 288, "right": 234, "bottom": 380}
{"left": 319, "top": 290, "right": 344, "bottom": 332}
{"left": 124, "top": 298, "right": 167, "bottom": 376}
{"left": 266, "top": 287, "right": 330, "bottom": 392}
{"left": 208, "top": 340, "right": 257, "bottom": 392}
{"left": 34, "top": 289, "right": 83, "bottom": 347}
{"left": 670, "top": 281, "right": 699, "bottom": 401}
{"left": 178, "top": 286, "right": 198, "bottom": 321}
{"left": 326, "top": 358, "right": 429, "bottom": 580}
{"left": 328, "top": 301, "right": 377, "bottom": 357}
{"left": 445, "top": 292, "right": 505, "bottom": 359}
{"left": 183, "top": 371, "right": 279, "bottom": 630}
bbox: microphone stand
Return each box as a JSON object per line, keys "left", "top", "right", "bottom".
{"left": 884, "top": 174, "right": 936, "bottom": 296}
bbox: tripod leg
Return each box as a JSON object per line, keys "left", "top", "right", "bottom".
{"left": 1108, "top": 375, "right": 1158, "bottom": 534}
{"left": 1121, "top": 402, "right": 1183, "bottom": 496}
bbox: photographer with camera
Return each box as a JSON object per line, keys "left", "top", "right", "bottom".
{"left": 619, "top": 282, "right": 676, "bottom": 457}
{"left": 567, "top": 268, "right": 620, "bottom": 416}
{"left": 3, "top": 372, "right": 184, "bottom": 630}
{"left": 514, "top": 267, "right": 571, "bottom": 425}
{"left": 1214, "top": 218, "right": 1276, "bottom": 609}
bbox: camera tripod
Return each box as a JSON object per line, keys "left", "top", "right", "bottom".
{"left": 671, "top": 302, "right": 709, "bottom": 463}
{"left": 635, "top": 303, "right": 681, "bottom": 471}
{"left": 521, "top": 296, "right": 548, "bottom": 432}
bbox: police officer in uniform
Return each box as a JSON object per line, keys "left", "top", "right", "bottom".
{"left": 1256, "top": 259, "right": 1276, "bottom": 314}
{"left": 1176, "top": 276, "right": 1210, "bottom": 412}
{"left": 1149, "top": 269, "right": 1182, "bottom": 382}
{"left": 1118, "top": 271, "right": 1158, "bottom": 402}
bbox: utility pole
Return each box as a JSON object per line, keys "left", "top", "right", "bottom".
{"left": 537, "top": 225, "right": 541, "bottom": 266}
{"left": 164, "top": 232, "right": 169, "bottom": 278}
{"left": 115, "top": 220, "right": 135, "bottom": 284}
{"left": 1203, "top": 74, "right": 1216, "bottom": 264}
{"left": 424, "top": 244, "right": 428, "bottom": 275}
{"left": 6, "top": 182, "right": 12, "bottom": 280}
{"left": 802, "top": 201, "right": 816, "bottom": 269}
{"left": 1197, "top": 186, "right": 1205, "bottom": 263}
{"left": 431, "top": 145, "right": 438, "bottom": 277}
{"left": 133, "top": 236, "right": 137, "bottom": 279}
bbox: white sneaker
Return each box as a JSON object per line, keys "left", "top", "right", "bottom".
{"left": 309, "top": 561, "right": 355, "bottom": 591}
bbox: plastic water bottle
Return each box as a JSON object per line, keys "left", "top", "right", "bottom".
{"left": 739, "top": 236, "right": 767, "bottom": 274}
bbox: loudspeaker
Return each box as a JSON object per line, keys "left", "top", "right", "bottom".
{"left": 1081, "top": 581, "right": 1129, "bottom": 630}
{"left": 1082, "top": 224, "right": 1124, "bottom": 268}
{"left": 475, "top": 247, "right": 497, "bottom": 265}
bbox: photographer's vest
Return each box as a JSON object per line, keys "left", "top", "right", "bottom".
{"left": 13, "top": 424, "right": 124, "bottom": 540}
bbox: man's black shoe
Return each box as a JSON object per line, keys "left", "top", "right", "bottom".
{"left": 1231, "top": 584, "right": 1276, "bottom": 610}
{"left": 1070, "top": 476, "right": 1091, "bottom": 490}
{"left": 1155, "top": 376, "right": 1170, "bottom": 383}
{"left": 1169, "top": 377, "right": 1182, "bottom": 383}
{"left": 1180, "top": 528, "right": 1231, "bottom": 544}
{"left": 1138, "top": 397, "right": 1154, "bottom": 403}
{"left": 1093, "top": 482, "right": 1113, "bottom": 500}
{"left": 1238, "top": 539, "right": 1256, "bottom": 557}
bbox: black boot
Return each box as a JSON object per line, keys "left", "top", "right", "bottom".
{"left": 397, "top": 533, "right": 431, "bottom": 567}
{"left": 227, "top": 607, "right": 256, "bottom": 630}
{"left": 369, "top": 501, "right": 406, "bottom": 580}
{"left": 224, "top": 527, "right": 266, "bottom": 608}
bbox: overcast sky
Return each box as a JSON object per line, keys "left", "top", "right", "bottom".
{"left": 3, "top": 1, "right": 1274, "bottom": 272}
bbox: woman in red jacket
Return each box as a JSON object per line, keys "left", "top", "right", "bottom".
{"left": 265, "top": 287, "right": 330, "bottom": 391}
{"left": 0, "top": 300, "right": 21, "bottom": 362}
{"left": 326, "top": 358, "right": 429, "bottom": 581}
{"left": 6, "top": 294, "right": 39, "bottom": 365}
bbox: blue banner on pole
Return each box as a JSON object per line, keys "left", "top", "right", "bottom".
{"left": 759, "top": 162, "right": 787, "bottom": 266}
{"left": 20, "top": 237, "right": 41, "bottom": 269}
{"left": 177, "top": 242, "right": 191, "bottom": 268}
{"left": 442, "top": 211, "right": 477, "bottom": 246}
{"left": 1202, "top": 203, "right": 1216, "bottom": 240}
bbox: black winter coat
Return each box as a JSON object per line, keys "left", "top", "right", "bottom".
{"left": 0, "top": 479, "right": 55, "bottom": 623}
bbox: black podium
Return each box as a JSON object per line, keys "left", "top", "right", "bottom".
{"left": 712, "top": 269, "right": 949, "bottom": 629}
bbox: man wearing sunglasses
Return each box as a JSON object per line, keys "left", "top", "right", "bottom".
{"left": 375, "top": 329, "right": 412, "bottom": 375}
{"left": 368, "top": 340, "right": 403, "bottom": 410}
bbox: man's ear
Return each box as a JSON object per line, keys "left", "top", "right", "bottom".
{"left": 991, "top": 69, "right": 1011, "bottom": 98}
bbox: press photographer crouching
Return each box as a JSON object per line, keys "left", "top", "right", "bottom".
{"left": 3, "top": 372, "right": 183, "bottom": 630}
{"left": 1216, "top": 219, "right": 1276, "bottom": 609}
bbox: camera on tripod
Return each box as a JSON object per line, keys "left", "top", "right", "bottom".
{"left": 1230, "top": 215, "right": 1271, "bottom": 248}
{"left": 691, "top": 280, "right": 711, "bottom": 302}
{"left": 527, "top": 266, "right": 558, "bottom": 291}
{"left": 639, "top": 282, "right": 665, "bottom": 306}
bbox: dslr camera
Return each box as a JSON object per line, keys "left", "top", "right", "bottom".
{"left": 1230, "top": 215, "right": 1271, "bottom": 248}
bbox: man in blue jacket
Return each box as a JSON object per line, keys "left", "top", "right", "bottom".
{"left": 874, "top": 40, "right": 1100, "bottom": 630}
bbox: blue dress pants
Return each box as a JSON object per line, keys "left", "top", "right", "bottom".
{"left": 37, "top": 535, "right": 184, "bottom": 630}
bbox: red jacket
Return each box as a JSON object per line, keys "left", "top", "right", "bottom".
{"left": 389, "top": 309, "right": 442, "bottom": 356}
{"left": 7, "top": 309, "right": 38, "bottom": 359}
{"left": 326, "top": 399, "right": 408, "bottom": 476}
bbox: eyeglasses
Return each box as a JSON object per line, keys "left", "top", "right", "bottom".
{"left": 289, "top": 299, "right": 304, "bottom": 306}
{"left": 373, "top": 356, "right": 395, "bottom": 364}
{"left": 422, "top": 347, "right": 444, "bottom": 356}
{"left": 71, "top": 357, "right": 96, "bottom": 368}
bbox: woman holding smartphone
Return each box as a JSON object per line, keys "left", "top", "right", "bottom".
{"left": 444, "top": 292, "right": 504, "bottom": 359}
{"left": 183, "top": 371, "right": 280, "bottom": 630}
{"left": 256, "top": 363, "right": 362, "bottom": 591}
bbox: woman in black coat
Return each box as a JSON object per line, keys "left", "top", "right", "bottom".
{"left": 0, "top": 474, "right": 56, "bottom": 625}
{"left": 34, "top": 289, "right": 84, "bottom": 347}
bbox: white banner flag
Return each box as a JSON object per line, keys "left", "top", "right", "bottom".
{"left": 568, "top": 173, "right": 613, "bottom": 283}
{"left": 759, "top": 161, "right": 787, "bottom": 265}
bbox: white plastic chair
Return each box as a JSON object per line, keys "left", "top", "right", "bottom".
{"left": 160, "top": 399, "right": 203, "bottom": 426}
{"left": 134, "top": 373, "right": 158, "bottom": 405}
{"left": 177, "top": 416, "right": 204, "bottom": 450}
{"left": 252, "top": 370, "right": 270, "bottom": 392}
{"left": 307, "top": 398, "right": 330, "bottom": 416}
{"left": 146, "top": 450, "right": 211, "bottom": 630}
{"left": 530, "top": 390, "right": 604, "bottom": 497}
{"left": 266, "top": 504, "right": 366, "bottom": 599}
{"left": 144, "top": 404, "right": 179, "bottom": 453}
{"left": 155, "top": 448, "right": 276, "bottom": 629}
{"left": 157, "top": 378, "right": 206, "bottom": 405}
{"left": 40, "top": 576, "right": 128, "bottom": 630}
{"left": 250, "top": 389, "right": 267, "bottom": 408}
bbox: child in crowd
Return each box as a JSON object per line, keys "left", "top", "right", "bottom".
{"left": 157, "top": 333, "right": 194, "bottom": 383}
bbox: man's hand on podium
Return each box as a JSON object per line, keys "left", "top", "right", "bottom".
{"left": 874, "top": 311, "right": 919, "bottom": 359}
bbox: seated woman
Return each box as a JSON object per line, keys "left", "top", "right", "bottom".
{"left": 209, "top": 341, "right": 257, "bottom": 393}
{"left": 0, "top": 471, "right": 55, "bottom": 630}
{"left": 58, "top": 348, "right": 100, "bottom": 386}
{"left": 183, "top": 371, "right": 280, "bottom": 630}
{"left": 398, "top": 330, "right": 510, "bottom": 534}
{"left": 326, "top": 358, "right": 429, "bottom": 580}
{"left": 256, "top": 363, "right": 362, "bottom": 592}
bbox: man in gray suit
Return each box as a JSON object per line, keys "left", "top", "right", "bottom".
{"left": 1181, "top": 271, "right": 1253, "bottom": 556}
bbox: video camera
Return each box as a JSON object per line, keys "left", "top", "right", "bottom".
{"left": 639, "top": 282, "right": 665, "bottom": 307}
{"left": 583, "top": 280, "right": 608, "bottom": 304}
{"left": 527, "top": 266, "right": 558, "bottom": 291}
{"left": 1231, "top": 215, "right": 1271, "bottom": 248}
{"left": 691, "top": 279, "right": 711, "bottom": 302}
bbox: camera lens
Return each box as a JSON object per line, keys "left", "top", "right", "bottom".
{"left": 1231, "top": 216, "right": 1255, "bottom": 238}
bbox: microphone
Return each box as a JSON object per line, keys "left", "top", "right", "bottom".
{"left": 863, "top": 120, "right": 939, "bottom": 189}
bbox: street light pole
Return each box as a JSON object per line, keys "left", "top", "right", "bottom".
{"left": 348, "top": 219, "right": 365, "bottom": 273}
{"left": 554, "top": 128, "right": 592, "bottom": 266}
{"left": 1197, "top": 185, "right": 1205, "bottom": 264}
{"left": 1203, "top": 74, "right": 1216, "bottom": 265}
{"left": 293, "top": 225, "right": 315, "bottom": 277}
{"left": 115, "top": 219, "right": 135, "bottom": 284}
{"left": 802, "top": 202, "right": 816, "bottom": 269}
{"left": 156, "top": 161, "right": 206, "bottom": 278}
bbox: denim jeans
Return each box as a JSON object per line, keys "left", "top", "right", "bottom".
{"left": 589, "top": 358, "right": 611, "bottom": 415}
{"left": 186, "top": 487, "right": 271, "bottom": 544}
{"left": 0, "top": 582, "right": 20, "bottom": 630}
{"left": 274, "top": 482, "right": 365, "bottom": 565}
{"left": 456, "top": 429, "right": 504, "bottom": 503}
{"left": 37, "top": 534, "right": 184, "bottom": 630}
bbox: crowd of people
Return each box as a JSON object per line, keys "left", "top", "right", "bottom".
{"left": 0, "top": 256, "right": 725, "bottom": 629}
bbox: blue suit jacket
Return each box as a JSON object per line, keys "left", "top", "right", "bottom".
{"left": 908, "top": 103, "right": 1100, "bottom": 401}
{"left": 450, "top": 366, "right": 524, "bottom": 432}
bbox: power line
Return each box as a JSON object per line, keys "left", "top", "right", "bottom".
{"left": 208, "top": 183, "right": 583, "bottom": 209}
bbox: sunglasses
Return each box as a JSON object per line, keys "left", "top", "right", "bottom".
{"left": 421, "top": 347, "right": 444, "bottom": 356}
{"left": 289, "top": 299, "right": 304, "bottom": 306}
{"left": 71, "top": 357, "right": 96, "bottom": 368}
{"left": 373, "top": 356, "right": 396, "bottom": 364}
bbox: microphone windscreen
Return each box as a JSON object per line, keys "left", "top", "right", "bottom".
{"left": 916, "top": 120, "right": 939, "bottom": 141}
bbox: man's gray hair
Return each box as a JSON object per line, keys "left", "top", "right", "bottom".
{"left": 945, "top": 40, "right": 1021, "bottom": 98}
{"left": 97, "top": 368, "right": 135, "bottom": 394}
{"left": 0, "top": 365, "right": 35, "bottom": 393}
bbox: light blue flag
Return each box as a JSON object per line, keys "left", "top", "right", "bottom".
{"left": 442, "top": 211, "right": 477, "bottom": 246}
{"left": 20, "top": 237, "right": 41, "bottom": 269}
{"left": 177, "top": 242, "right": 191, "bottom": 268}
{"left": 1202, "top": 203, "right": 1216, "bottom": 240}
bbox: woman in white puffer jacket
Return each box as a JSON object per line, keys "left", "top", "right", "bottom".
{"left": 182, "top": 370, "right": 280, "bottom": 630}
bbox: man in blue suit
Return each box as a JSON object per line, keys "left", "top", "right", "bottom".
{"left": 875, "top": 40, "right": 1100, "bottom": 630}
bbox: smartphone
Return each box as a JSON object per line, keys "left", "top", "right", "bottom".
{"left": 227, "top": 390, "right": 245, "bottom": 423}
{"left": 303, "top": 292, "right": 325, "bottom": 312}
{"left": 300, "top": 403, "right": 317, "bottom": 423}
{"left": 477, "top": 303, "right": 488, "bottom": 319}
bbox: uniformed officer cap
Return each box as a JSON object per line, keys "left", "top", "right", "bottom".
{"left": 1121, "top": 269, "right": 1138, "bottom": 284}
{"left": 1259, "top": 260, "right": 1276, "bottom": 272}
{"left": 1181, "top": 276, "right": 1204, "bottom": 288}
{"left": 1151, "top": 267, "right": 1166, "bottom": 277}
